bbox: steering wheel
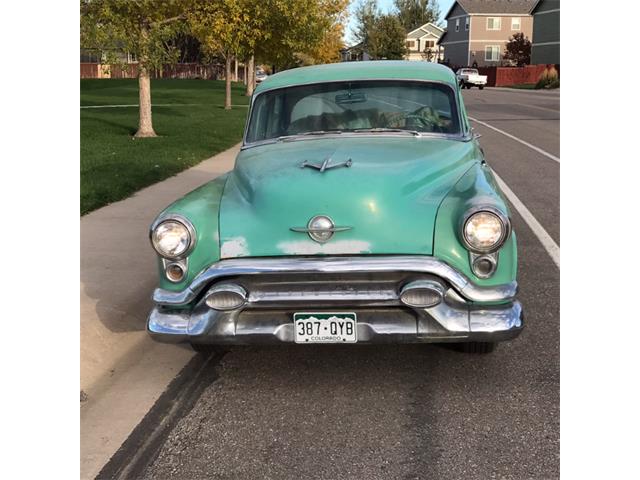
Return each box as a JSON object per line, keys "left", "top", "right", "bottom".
{"left": 405, "top": 107, "right": 445, "bottom": 133}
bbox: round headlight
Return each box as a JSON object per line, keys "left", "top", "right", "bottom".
{"left": 151, "top": 218, "right": 194, "bottom": 258}
{"left": 463, "top": 210, "right": 508, "bottom": 253}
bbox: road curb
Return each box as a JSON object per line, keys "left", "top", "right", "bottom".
{"left": 81, "top": 143, "right": 239, "bottom": 479}
{"left": 80, "top": 142, "right": 239, "bottom": 397}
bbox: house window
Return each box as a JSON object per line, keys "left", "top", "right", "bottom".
{"left": 465, "top": 17, "right": 470, "bottom": 31}
{"left": 511, "top": 17, "right": 521, "bottom": 30}
{"left": 485, "top": 45, "right": 501, "bottom": 61}
{"left": 487, "top": 17, "right": 501, "bottom": 30}
{"left": 406, "top": 40, "right": 415, "bottom": 49}
{"left": 425, "top": 40, "right": 434, "bottom": 48}
{"left": 455, "top": 18, "right": 460, "bottom": 32}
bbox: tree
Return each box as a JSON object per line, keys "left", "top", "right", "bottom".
{"left": 504, "top": 32, "right": 532, "bottom": 66}
{"left": 254, "top": 0, "right": 348, "bottom": 71}
{"left": 394, "top": 0, "right": 441, "bottom": 31}
{"left": 296, "top": 3, "right": 348, "bottom": 65}
{"left": 352, "top": 0, "right": 378, "bottom": 55}
{"left": 80, "top": 0, "right": 189, "bottom": 137}
{"left": 422, "top": 47, "right": 434, "bottom": 61}
{"left": 189, "top": 0, "right": 262, "bottom": 110}
{"left": 368, "top": 14, "right": 407, "bottom": 60}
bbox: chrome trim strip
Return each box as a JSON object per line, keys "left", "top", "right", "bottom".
{"left": 152, "top": 256, "right": 518, "bottom": 306}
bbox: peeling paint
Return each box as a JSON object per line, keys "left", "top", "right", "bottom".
{"left": 221, "top": 237, "right": 249, "bottom": 258}
{"left": 277, "top": 240, "right": 371, "bottom": 255}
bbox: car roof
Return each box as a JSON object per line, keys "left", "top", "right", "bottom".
{"left": 254, "top": 61, "right": 458, "bottom": 94}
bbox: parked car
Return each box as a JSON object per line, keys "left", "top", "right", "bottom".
{"left": 255, "top": 68, "right": 268, "bottom": 83}
{"left": 456, "top": 68, "right": 487, "bottom": 89}
{"left": 147, "top": 61, "right": 522, "bottom": 354}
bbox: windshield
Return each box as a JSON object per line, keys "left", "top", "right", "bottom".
{"left": 245, "top": 80, "right": 461, "bottom": 143}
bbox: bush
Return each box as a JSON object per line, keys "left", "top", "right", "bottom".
{"left": 535, "top": 66, "right": 559, "bottom": 89}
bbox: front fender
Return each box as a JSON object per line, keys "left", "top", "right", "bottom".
{"left": 433, "top": 162, "right": 517, "bottom": 290}
{"left": 152, "top": 174, "right": 229, "bottom": 292}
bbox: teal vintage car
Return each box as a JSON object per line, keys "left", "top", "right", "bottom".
{"left": 147, "top": 61, "right": 522, "bottom": 354}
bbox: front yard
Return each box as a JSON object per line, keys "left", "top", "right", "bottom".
{"left": 80, "top": 79, "right": 249, "bottom": 214}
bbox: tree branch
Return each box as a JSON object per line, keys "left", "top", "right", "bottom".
{"left": 151, "top": 14, "right": 185, "bottom": 27}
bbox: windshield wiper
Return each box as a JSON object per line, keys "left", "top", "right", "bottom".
{"left": 277, "top": 130, "right": 344, "bottom": 141}
{"left": 351, "top": 128, "right": 422, "bottom": 137}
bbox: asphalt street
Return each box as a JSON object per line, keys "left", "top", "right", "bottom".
{"left": 103, "top": 88, "right": 560, "bottom": 480}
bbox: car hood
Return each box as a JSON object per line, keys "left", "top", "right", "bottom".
{"left": 218, "top": 136, "right": 477, "bottom": 258}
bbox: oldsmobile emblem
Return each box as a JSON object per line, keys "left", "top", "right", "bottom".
{"left": 290, "top": 215, "right": 352, "bottom": 243}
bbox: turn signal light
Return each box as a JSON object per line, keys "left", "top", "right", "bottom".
{"left": 399, "top": 281, "right": 443, "bottom": 308}
{"left": 205, "top": 284, "right": 247, "bottom": 311}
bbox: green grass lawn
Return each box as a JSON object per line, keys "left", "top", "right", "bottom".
{"left": 80, "top": 79, "right": 250, "bottom": 215}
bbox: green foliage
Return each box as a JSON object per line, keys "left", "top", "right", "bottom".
{"left": 255, "top": 0, "right": 349, "bottom": 69}
{"left": 353, "top": 1, "right": 407, "bottom": 60}
{"left": 504, "top": 32, "right": 532, "bottom": 67}
{"left": 393, "top": 0, "right": 441, "bottom": 31}
{"left": 80, "top": 79, "right": 249, "bottom": 214}
{"left": 80, "top": 0, "right": 189, "bottom": 70}
{"left": 535, "top": 66, "right": 559, "bottom": 89}
{"left": 368, "top": 14, "right": 408, "bottom": 60}
{"left": 353, "top": 0, "right": 379, "bottom": 51}
{"left": 188, "top": 0, "right": 258, "bottom": 62}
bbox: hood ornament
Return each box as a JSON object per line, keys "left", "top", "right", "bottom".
{"left": 290, "top": 215, "right": 352, "bottom": 243}
{"left": 301, "top": 157, "right": 352, "bottom": 172}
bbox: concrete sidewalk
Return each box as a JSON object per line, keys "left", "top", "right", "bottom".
{"left": 81, "top": 143, "right": 240, "bottom": 479}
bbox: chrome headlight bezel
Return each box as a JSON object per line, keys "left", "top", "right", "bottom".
{"left": 461, "top": 207, "right": 510, "bottom": 254}
{"left": 150, "top": 214, "right": 196, "bottom": 260}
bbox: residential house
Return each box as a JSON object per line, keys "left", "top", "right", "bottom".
{"left": 530, "top": 0, "right": 559, "bottom": 65}
{"left": 438, "top": 0, "right": 536, "bottom": 68}
{"left": 404, "top": 23, "right": 445, "bottom": 62}
{"left": 340, "top": 43, "right": 371, "bottom": 62}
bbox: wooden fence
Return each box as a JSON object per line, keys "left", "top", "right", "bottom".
{"left": 476, "top": 64, "right": 560, "bottom": 87}
{"left": 80, "top": 63, "right": 242, "bottom": 81}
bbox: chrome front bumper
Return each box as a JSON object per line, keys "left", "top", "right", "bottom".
{"left": 147, "top": 256, "right": 523, "bottom": 345}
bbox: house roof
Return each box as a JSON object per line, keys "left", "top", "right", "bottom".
{"left": 531, "top": 0, "right": 556, "bottom": 15}
{"left": 406, "top": 22, "right": 445, "bottom": 40}
{"left": 437, "top": 30, "right": 448, "bottom": 46}
{"left": 445, "top": 0, "right": 538, "bottom": 18}
{"left": 254, "top": 61, "right": 458, "bottom": 94}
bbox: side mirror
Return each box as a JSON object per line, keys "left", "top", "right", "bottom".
{"left": 471, "top": 127, "right": 482, "bottom": 139}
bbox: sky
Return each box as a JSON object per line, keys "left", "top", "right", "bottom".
{"left": 344, "top": 0, "right": 453, "bottom": 44}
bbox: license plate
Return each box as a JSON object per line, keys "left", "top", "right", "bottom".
{"left": 294, "top": 313, "right": 357, "bottom": 343}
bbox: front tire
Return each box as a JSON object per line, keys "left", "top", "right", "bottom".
{"left": 479, "top": 85, "right": 484, "bottom": 90}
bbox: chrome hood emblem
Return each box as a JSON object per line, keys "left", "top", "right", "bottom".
{"left": 301, "top": 157, "right": 352, "bottom": 172}
{"left": 290, "top": 215, "right": 352, "bottom": 243}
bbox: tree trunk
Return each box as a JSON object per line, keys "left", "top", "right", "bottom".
{"left": 243, "top": 60, "right": 247, "bottom": 85}
{"left": 245, "top": 55, "right": 254, "bottom": 96}
{"left": 135, "top": 65, "right": 157, "bottom": 138}
{"left": 234, "top": 57, "right": 238, "bottom": 82}
{"left": 225, "top": 56, "right": 232, "bottom": 110}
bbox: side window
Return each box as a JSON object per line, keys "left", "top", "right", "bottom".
{"left": 465, "top": 17, "right": 470, "bottom": 31}
{"left": 487, "top": 17, "right": 501, "bottom": 30}
{"left": 511, "top": 17, "right": 521, "bottom": 30}
{"left": 455, "top": 18, "right": 460, "bottom": 32}
{"left": 485, "top": 45, "right": 500, "bottom": 61}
